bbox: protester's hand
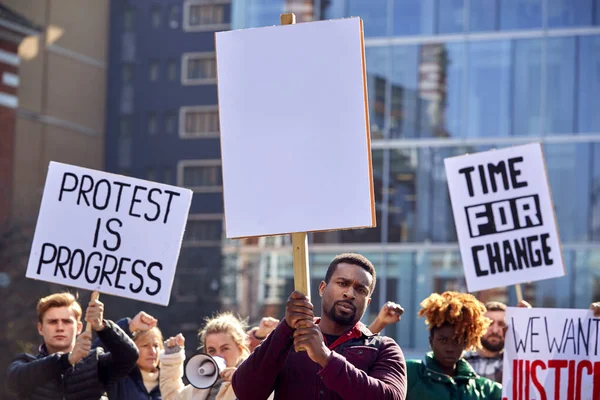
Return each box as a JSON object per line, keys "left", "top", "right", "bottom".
{"left": 369, "top": 301, "right": 404, "bottom": 334}
{"left": 129, "top": 311, "right": 157, "bottom": 333}
{"left": 517, "top": 300, "right": 532, "bottom": 308}
{"left": 165, "top": 333, "right": 185, "bottom": 349}
{"left": 293, "top": 320, "right": 331, "bottom": 367}
{"left": 590, "top": 302, "right": 600, "bottom": 317}
{"left": 220, "top": 367, "right": 237, "bottom": 382}
{"left": 379, "top": 301, "right": 404, "bottom": 323}
{"left": 255, "top": 317, "right": 279, "bottom": 338}
{"left": 86, "top": 298, "right": 105, "bottom": 331}
{"left": 68, "top": 331, "right": 92, "bottom": 365}
{"left": 285, "top": 291, "right": 313, "bottom": 329}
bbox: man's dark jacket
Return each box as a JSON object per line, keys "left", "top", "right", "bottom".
{"left": 6, "top": 319, "right": 138, "bottom": 400}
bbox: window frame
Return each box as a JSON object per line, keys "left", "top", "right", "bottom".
{"left": 182, "top": 214, "right": 224, "bottom": 246}
{"left": 183, "top": 0, "right": 230, "bottom": 32}
{"left": 181, "top": 52, "right": 217, "bottom": 85}
{"left": 179, "top": 105, "right": 220, "bottom": 138}
{"left": 177, "top": 159, "right": 223, "bottom": 192}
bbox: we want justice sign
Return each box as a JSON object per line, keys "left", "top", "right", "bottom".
{"left": 502, "top": 307, "right": 600, "bottom": 400}
{"left": 444, "top": 143, "right": 565, "bottom": 292}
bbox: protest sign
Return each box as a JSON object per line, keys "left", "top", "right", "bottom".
{"left": 444, "top": 143, "right": 565, "bottom": 292}
{"left": 502, "top": 307, "right": 600, "bottom": 400}
{"left": 215, "top": 17, "right": 375, "bottom": 239}
{"left": 26, "top": 161, "right": 192, "bottom": 306}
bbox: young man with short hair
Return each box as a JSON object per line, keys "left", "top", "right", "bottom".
{"left": 7, "top": 292, "right": 138, "bottom": 399}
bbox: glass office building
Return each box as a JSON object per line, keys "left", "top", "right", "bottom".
{"left": 222, "top": 0, "right": 600, "bottom": 352}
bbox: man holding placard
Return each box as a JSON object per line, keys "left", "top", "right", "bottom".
{"left": 232, "top": 253, "right": 407, "bottom": 400}
{"left": 7, "top": 292, "right": 138, "bottom": 399}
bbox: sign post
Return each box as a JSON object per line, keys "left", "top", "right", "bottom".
{"left": 280, "top": 12, "right": 311, "bottom": 298}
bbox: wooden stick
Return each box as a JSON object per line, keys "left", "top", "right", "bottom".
{"left": 85, "top": 291, "right": 100, "bottom": 333}
{"left": 280, "top": 13, "right": 296, "bottom": 25}
{"left": 292, "top": 232, "right": 311, "bottom": 298}
{"left": 279, "top": 12, "right": 311, "bottom": 299}
{"left": 514, "top": 284, "right": 523, "bottom": 304}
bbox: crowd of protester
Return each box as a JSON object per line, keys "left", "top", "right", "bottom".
{"left": 7, "top": 252, "right": 600, "bottom": 399}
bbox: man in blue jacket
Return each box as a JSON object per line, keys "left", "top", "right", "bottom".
{"left": 7, "top": 292, "right": 138, "bottom": 399}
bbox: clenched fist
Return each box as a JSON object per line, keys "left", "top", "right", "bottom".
{"left": 255, "top": 316, "right": 279, "bottom": 339}
{"left": 368, "top": 301, "right": 404, "bottom": 334}
{"left": 68, "top": 331, "right": 92, "bottom": 366}
{"left": 129, "top": 311, "right": 157, "bottom": 333}
{"left": 85, "top": 298, "right": 105, "bottom": 331}
{"left": 285, "top": 291, "right": 313, "bottom": 329}
{"left": 293, "top": 320, "right": 331, "bottom": 367}
{"left": 165, "top": 333, "right": 185, "bottom": 349}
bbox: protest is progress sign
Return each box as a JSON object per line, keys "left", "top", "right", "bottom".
{"left": 215, "top": 17, "right": 375, "bottom": 239}
{"left": 26, "top": 162, "right": 192, "bottom": 306}
{"left": 444, "top": 143, "right": 565, "bottom": 292}
{"left": 502, "top": 307, "right": 600, "bottom": 400}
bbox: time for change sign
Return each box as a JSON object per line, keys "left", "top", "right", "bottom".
{"left": 444, "top": 143, "right": 565, "bottom": 292}
{"left": 26, "top": 161, "right": 192, "bottom": 306}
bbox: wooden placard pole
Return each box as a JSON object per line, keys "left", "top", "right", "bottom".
{"left": 514, "top": 284, "right": 523, "bottom": 304}
{"left": 85, "top": 291, "right": 100, "bottom": 333}
{"left": 292, "top": 232, "right": 310, "bottom": 298}
{"left": 281, "top": 12, "right": 311, "bottom": 299}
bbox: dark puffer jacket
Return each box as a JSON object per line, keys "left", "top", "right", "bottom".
{"left": 107, "top": 367, "right": 161, "bottom": 400}
{"left": 95, "top": 318, "right": 161, "bottom": 400}
{"left": 7, "top": 319, "right": 138, "bottom": 400}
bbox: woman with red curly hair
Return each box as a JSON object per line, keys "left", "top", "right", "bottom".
{"left": 405, "top": 291, "right": 502, "bottom": 400}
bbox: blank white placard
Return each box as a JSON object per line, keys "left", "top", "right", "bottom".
{"left": 216, "top": 17, "right": 375, "bottom": 238}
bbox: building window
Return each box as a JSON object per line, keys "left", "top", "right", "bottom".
{"left": 148, "top": 112, "right": 158, "bottom": 135}
{"left": 124, "top": 7, "right": 135, "bottom": 31}
{"left": 179, "top": 106, "right": 219, "bottom": 138}
{"left": 183, "top": 0, "right": 229, "bottom": 31}
{"left": 122, "top": 64, "right": 133, "bottom": 82}
{"left": 166, "top": 111, "right": 176, "bottom": 134}
{"left": 151, "top": 6, "right": 162, "bottom": 28}
{"left": 167, "top": 59, "right": 177, "bottom": 81}
{"left": 149, "top": 61, "right": 160, "bottom": 81}
{"left": 182, "top": 52, "right": 216, "bottom": 85}
{"left": 178, "top": 160, "right": 223, "bottom": 192}
{"left": 168, "top": 5, "right": 180, "bottom": 29}
{"left": 184, "top": 217, "right": 222, "bottom": 244}
{"left": 118, "top": 117, "right": 132, "bottom": 168}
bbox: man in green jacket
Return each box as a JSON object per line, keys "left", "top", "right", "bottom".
{"left": 405, "top": 291, "right": 502, "bottom": 400}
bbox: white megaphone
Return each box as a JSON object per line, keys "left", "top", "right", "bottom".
{"left": 184, "top": 353, "right": 227, "bottom": 389}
